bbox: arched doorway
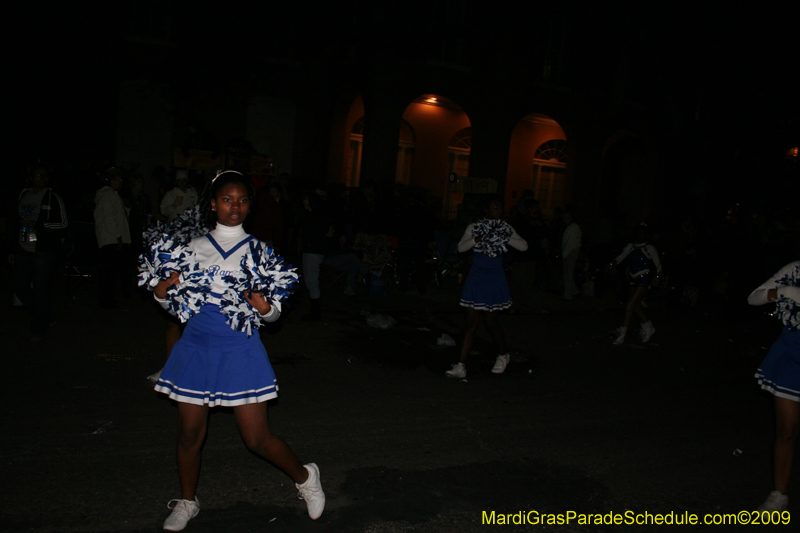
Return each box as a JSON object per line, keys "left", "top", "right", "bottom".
{"left": 532, "top": 139, "right": 568, "bottom": 214}
{"left": 506, "top": 113, "right": 568, "bottom": 217}
{"left": 400, "top": 94, "right": 471, "bottom": 219}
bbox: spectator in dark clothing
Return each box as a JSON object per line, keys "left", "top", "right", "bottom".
{"left": 300, "top": 191, "right": 333, "bottom": 321}
{"left": 396, "top": 195, "right": 436, "bottom": 293}
{"left": 124, "top": 175, "right": 152, "bottom": 251}
{"left": 323, "top": 229, "right": 369, "bottom": 297}
{"left": 10, "top": 165, "right": 68, "bottom": 340}
{"left": 247, "top": 179, "right": 283, "bottom": 251}
{"left": 509, "top": 199, "right": 544, "bottom": 311}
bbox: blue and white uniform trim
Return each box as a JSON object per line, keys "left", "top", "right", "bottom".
{"left": 155, "top": 380, "right": 278, "bottom": 407}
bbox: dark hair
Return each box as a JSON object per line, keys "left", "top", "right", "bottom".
{"left": 483, "top": 194, "right": 504, "bottom": 212}
{"left": 200, "top": 170, "right": 256, "bottom": 225}
{"left": 100, "top": 167, "right": 122, "bottom": 184}
{"left": 524, "top": 198, "right": 539, "bottom": 210}
{"left": 303, "top": 189, "right": 326, "bottom": 212}
{"left": 633, "top": 222, "right": 651, "bottom": 241}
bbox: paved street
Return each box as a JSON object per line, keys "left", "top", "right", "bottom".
{"left": 1, "top": 276, "right": 793, "bottom": 532}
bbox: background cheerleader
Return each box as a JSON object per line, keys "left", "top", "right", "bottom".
{"left": 446, "top": 195, "right": 527, "bottom": 379}
{"left": 606, "top": 223, "right": 662, "bottom": 345}
{"left": 749, "top": 260, "right": 800, "bottom": 512}
{"left": 148, "top": 171, "right": 324, "bottom": 531}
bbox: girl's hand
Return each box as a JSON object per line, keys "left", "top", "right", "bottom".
{"left": 473, "top": 235, "right": 482, "bottom": 244}
{"left": 245, "top": 290, "right": 272, "bottom": 315}
{"left": 154, "top": 272, "right": 181, "bottom": 299}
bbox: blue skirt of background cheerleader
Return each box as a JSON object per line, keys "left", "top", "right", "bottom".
{"left": 755, "top": 327, "right": 800, "bottom": 402}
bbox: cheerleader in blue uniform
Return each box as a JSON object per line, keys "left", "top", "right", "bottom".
{"left": 749, "top": 261, "right": 800, "bottom": 512}
{"left": 607, "top": 223, "right": 662, "bottom": 345}
{"left": 445, "top": 196, "right": 527, "bottom": 378}
{"left": 151, "top": 171, "right": 324, "bottom": 531}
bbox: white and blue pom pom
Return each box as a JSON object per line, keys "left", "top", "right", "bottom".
{"left": 217, "top": 242, "right": 300, "bottom": 336}
{"left": 775, "top": 264, "right": 800, "bottom": 331}
{"left": 137, "top": 234, "right": 201, "bottom": 291}
{"left": 472, "top": 219, "right": 513, "bottom": 258}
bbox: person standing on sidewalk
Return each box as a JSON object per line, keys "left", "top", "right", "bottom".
{"left": 93, "top": 167, "right": 130, "bottom": 309}
{"left": 160, "top": 169, "right": 199, "bottom": 222}
{"left": 10, "top": 164, "right": 68, "bottom": 340}
{"left": 749, "top": 260, "right": 800, "bottom": 512}
{"left": 446, "top": 195, "right": 527, "bottom": 379}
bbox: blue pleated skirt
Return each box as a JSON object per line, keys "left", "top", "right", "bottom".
{"left": 460, "top": 253, "right": 512, "bottom": 311}
{"left": 155, "top": 305, "right": 278, "bottom": 407}
{"left": 755, "top": 327, "right": 800, "bottom": 402}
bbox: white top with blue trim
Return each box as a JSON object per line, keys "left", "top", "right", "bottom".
{"left": 156, "top": 223, "right": 279, "bottom": 322}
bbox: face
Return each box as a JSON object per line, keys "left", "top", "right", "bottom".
{"left": 109, "top": 175, "right": 123, "bottom": 191}
{"left": 486, "top": 200, "right": 503, "bottom": 220}
{"left": 32, "top": 168, "right": 49, "bottom": 189}
{"left": 177, "top": 179, "right": 189, "bottom": 191}
{"left": 211, "top": 183, "right": 250, "bottom": 226}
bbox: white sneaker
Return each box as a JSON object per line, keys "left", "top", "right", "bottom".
{"left": 445, "top": 362, "right": 466, "bottom": 378}
{"left": 491, "top": 354, "right": 511, "bottom": 374}
{"left": 613, "top": 327, "right": 627, "bottom": 345}
{"left": 163, "top": 497, "right": 199, "bottom": 531}
{"left": 757, "top": 490, "right": 788, "bottom": 512}
{"left": 296, "top": 463, "right": 325, "bottom": 520}
{"left": 147, "top": 369, "right": 163, "bottom": 384}
{"left": 640, "top": 321, "right": 655, "bottom": 343}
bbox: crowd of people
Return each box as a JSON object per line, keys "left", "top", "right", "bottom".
{"left": 5, "top": 162, "right": 799, "bottom": 526}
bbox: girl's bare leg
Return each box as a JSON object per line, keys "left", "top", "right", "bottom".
{"left": 484, "top": 310, "right": 507, "bottom": 354}
{"left": 459, "top": 308, "right": 481, "bottom": 364}
{"left": 176, "top": 402, "right": 209, "bottom": 500}
{"left": 624, "top": 286, "right": 649, "bottom": 329}
{"left": 774, "top": 397, "right": 800, "bottom": 494}
{"left": 233, "top": 402, "right": 308, "bottom": 483}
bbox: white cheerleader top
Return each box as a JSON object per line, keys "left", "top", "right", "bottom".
{"left": 156, "top": 224, "right": 279, "bottom": 322}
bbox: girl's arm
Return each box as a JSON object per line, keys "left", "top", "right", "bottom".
{"left": 747, "top": 262, "right": 800, "bottom": 305}
{"left": 507, "top": 227, "right": 528, "bottom": 252}
{"left": 154, "top": 272, "right": 181, "bottom": 300}
{"left": 244, "top": 291, "right": 280, "bottom": 322}
{"left": 457, "top": 223, "right": 477, "bottom": 253}
{"left": 748, "top": 288, "right": 779, "bottom": 306}
{"left": 153, "top": 272, "right": 181, "bottom": 314}
{"left": 613, "top": 243, "right": 634, "bottom": 265}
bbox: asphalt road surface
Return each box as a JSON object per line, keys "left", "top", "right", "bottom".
{"left": 1, "top": 276, "right": 793, "bottom": 532}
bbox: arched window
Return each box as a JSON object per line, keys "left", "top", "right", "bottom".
{"left": 533, "top": 139, "right": 568, "bottom": 212}
{"left": 396, "top": 119, "right": 416, "bottom": 185}
{"left": 347, "top": 117, "right": 365, "bottom": 187}
{"left": 535, "top": 139, "right": 566, "bottom": 163}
